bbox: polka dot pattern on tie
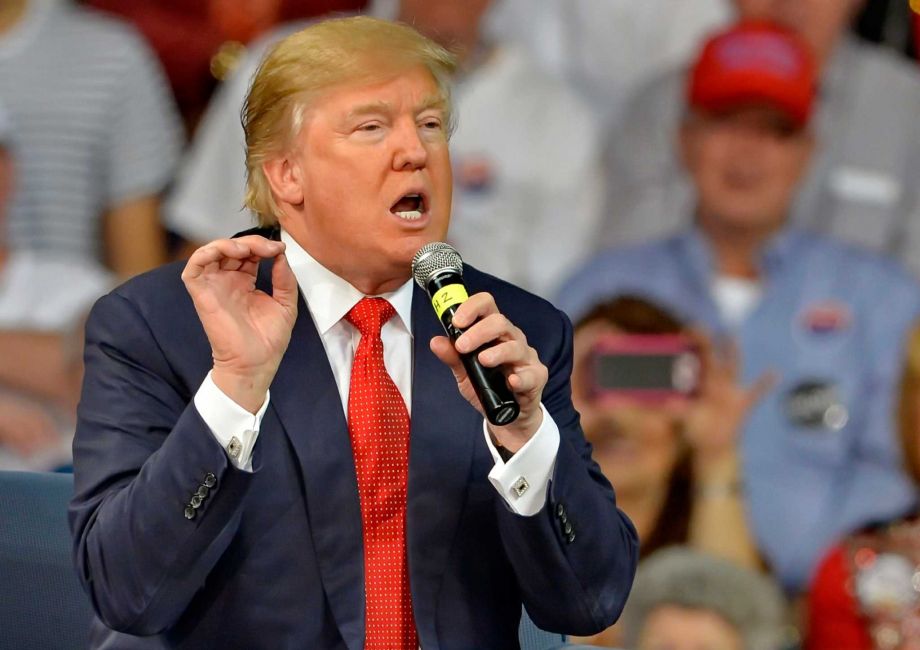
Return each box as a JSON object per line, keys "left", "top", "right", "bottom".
{"left": 345, "top": 297, "right": 418, "bottom": 649}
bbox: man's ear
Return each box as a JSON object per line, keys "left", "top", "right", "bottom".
{"left": 263, "top": 154, "right": 304, "bottom": 207}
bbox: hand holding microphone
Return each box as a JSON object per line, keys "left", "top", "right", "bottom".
{"left": 413, "top": 243, "right": 548, "bottom": 450}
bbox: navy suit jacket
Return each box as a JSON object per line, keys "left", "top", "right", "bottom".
{"left": 69, "top": 238, "right": 638, "bottom": 649}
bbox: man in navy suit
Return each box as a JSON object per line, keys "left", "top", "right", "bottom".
{"left": 69, "top": 16, "right": 638, "bottom": 649}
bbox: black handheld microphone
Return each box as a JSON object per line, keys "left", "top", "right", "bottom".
{"left": 412, "top": 242, "right": 520, "bottom": 427}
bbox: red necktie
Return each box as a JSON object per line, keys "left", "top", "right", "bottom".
{"left": 345, "top": 297, "right": 417, "bottom": 649}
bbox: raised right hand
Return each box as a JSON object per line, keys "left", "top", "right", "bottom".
{"left": 181, "top": 236, "right": 298, "bottom": 412}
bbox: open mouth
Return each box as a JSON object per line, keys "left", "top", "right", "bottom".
{"left": 390, "top": 193, "right": 426, "bottom": 221}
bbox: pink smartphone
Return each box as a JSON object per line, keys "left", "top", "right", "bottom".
{"left": 589, "top": 334, "right": 701, "bottom": 404}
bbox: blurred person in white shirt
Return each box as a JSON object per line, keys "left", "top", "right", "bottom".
{"left": 0, "top": 103, "right": 113, "bottom": 469}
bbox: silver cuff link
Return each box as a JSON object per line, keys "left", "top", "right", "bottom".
{"left": 227, "top": 436, "right": 243, "bottom": 460}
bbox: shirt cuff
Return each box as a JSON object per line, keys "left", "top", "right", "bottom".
{"left": 483, "top": 403, "right": 559, "bottom": 516}
{"left": 193, "top": 370, "right": 269, "bottom": 472}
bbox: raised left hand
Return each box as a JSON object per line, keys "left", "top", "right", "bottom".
{"left": 682, "top": 332, "right": 776, "bottom": 471}
{"left": 429, "top": 292, "right": 547, "bottom": 452}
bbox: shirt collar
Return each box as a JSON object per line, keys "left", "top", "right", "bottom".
{"left": 280, "top": 230, "right": 414, "bottom": 336}
{"left": 679, "top": 224, "right": 805, "bottom": 280}
{"left": 760, "top": 227, "right": 803, "bottom": 270}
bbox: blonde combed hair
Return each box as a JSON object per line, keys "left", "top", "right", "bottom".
{"left": 242, "top": 16, "right": 458, "bottom": 225}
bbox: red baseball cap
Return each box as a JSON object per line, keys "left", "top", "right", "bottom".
{"left": 688, "top": 21, "right": 817, "bottom": 127}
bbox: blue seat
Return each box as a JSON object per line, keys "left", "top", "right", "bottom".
{"left": 0, "top": 470, "right": 92, "bottom": 650}
{"left": 519, "top": 607, "right": 566, "bottom": 649}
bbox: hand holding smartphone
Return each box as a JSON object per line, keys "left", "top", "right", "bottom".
{"left": 589, "top": 333, "right": 702, "bottom": 405}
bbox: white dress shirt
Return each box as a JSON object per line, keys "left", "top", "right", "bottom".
{"left": 194, "top": 230, "right": 559, "bottom": 515}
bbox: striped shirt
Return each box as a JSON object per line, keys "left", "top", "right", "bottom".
{"left": 0, "top": 0, "right": 183, "bottom": 263}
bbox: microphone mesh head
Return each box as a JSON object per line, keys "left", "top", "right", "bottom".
{"left": 412, "top": 242, "right": 463, "bottom": 288}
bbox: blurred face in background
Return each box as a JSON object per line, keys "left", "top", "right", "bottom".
{"left": 681, "top": 105, "right": 813, "bottom": 237}
{"left": 572, "top": 321, "right": 684, "bottom": 497}
{"left": 734, "top": 0, "right": 863, "bottom": 63}
{"left": 639, "top": 606, "right": 743, "bottom": 650}
{"left": 397, "top": 0, "right": 493, "bottom": 63}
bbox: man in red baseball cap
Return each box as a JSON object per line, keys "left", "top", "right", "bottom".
{"left": 557, "top": 20, "right": 920, "bottom": 597}
{"left": 603, "top": 0, "right": 920, "bottom": 282}
{"left": 680, "top": 21, "right": 817, "bottom": 246}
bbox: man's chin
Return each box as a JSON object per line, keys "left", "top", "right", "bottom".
{"left": 394, "top": 232, "right": 446, "bottom": 258}
{"left": 705, "top": 207, "right": 787, "bottom": 233}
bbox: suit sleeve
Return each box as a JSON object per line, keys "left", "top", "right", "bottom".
{"left": 494, "top": 308, "right": 639, "bottom": 635}
{"left": 69, "top": 291, "right": 257, "bottom": 635}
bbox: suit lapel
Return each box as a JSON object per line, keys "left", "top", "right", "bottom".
{"left": 257, "top": 260, "right": 366, "bottom": 650}
{"left": 407, "top": 285, "right": 481, "bottom": 647}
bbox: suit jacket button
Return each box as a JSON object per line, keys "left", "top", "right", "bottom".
{"left": 555, "top": 503, "right": 565, "bottom": 518}
{"left": 563, "top": 522, "right": 573, "bottom": 536}
{"left": 190, "top": 495, "right": 203, "bottom": 509}
{"left": 567, "top": 532, "right": 576, "bottom": 544}
{"left": 203, "top": 473, "right": 217, "bottom": 489}
{"left": 184, "top": 506, "right": 196, "bottom": 520}
{"left": 196, "top": 484, "right": 210, "bottom": 499}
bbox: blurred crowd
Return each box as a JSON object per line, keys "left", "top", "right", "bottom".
{"left": 2, "top": 0, "right": 920, "bottom": 648}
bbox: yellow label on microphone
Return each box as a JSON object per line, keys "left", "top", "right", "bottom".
{"left": 431, "top": 284, "right": 468, "bottom": 319}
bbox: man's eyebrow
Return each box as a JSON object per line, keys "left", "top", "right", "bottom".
{"left": 416, "top": 95, "right": 447, "bottom": 114}
{"left": 345, "top": 101, "right": 391, "bottom": 120}
{"left": 343, "top": 95, "right": 446, "bottom": 121}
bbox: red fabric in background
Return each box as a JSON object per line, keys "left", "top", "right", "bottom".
{"left": 914, "top": 11, "right": 920, "bottom": 61}
{"left": 805, "top": 545, "right": 873, "bottom": 650}
{"left": 85, "top": 0, "right": 367, "bottom": 128}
